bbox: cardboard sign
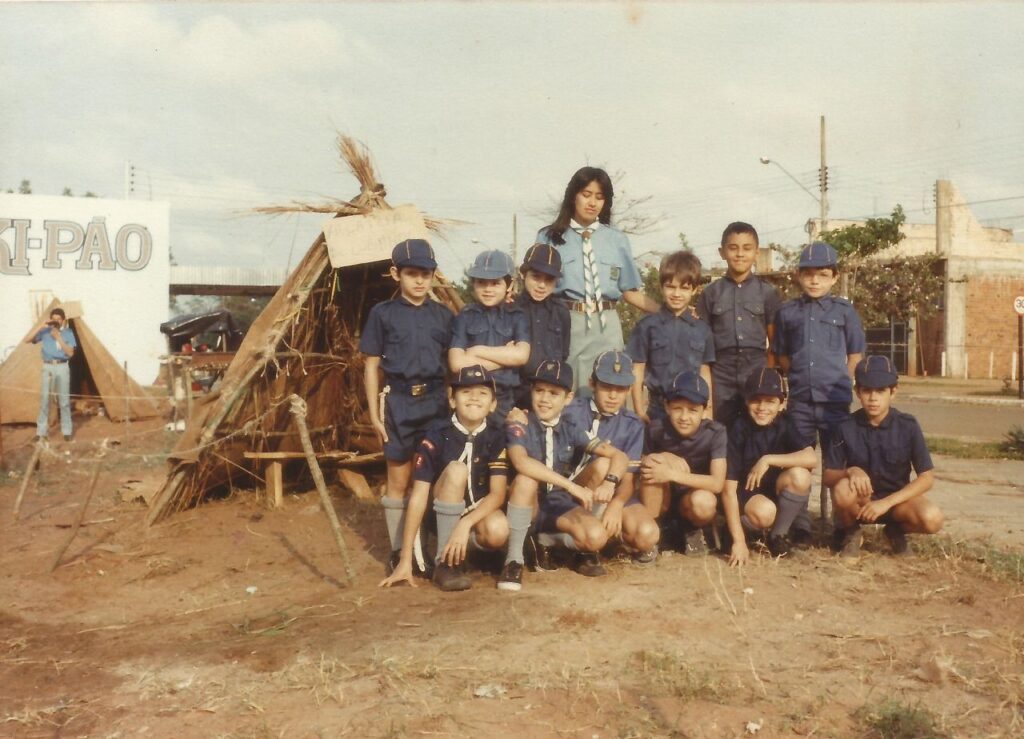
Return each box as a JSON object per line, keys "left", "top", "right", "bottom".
{"left": 322, "top": 205, "right": 431, "bottom": 269}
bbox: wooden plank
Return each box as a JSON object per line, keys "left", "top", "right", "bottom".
{"left": 337, "top": 469, "right": 375, "bottom": 501}
{"left": 266, "top": 461, "right": 283, "bottom": 509}
{"left": 244, "top": 450, "right": 357, "bottom": 461}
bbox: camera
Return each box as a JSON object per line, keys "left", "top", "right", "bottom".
{"left": 46, "top": 320, "right": 60, "bottom": 329}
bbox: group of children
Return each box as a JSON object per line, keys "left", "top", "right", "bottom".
{"left": 365, "top": 222, "right": 945, "bottom": 593}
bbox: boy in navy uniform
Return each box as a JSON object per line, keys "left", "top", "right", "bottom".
{"left": 361, "top": 239, "right": 454, "bottom": 575}
{"left": 562, "top": 351, "right": 660, "bottom": 565}
{"left": 696, "top": 222, "right": 782, "bottom": 426}
{"left": 824, "top": 356, "right": 945, "bottom": 557}
{"left": 627, "top": 251, "right": 715, "bottom": 423}
{"left": 640, "top": 371, "right": 727, "bottom": 554}
{"left": 514, "top": 243, "right": 571, "bottom": 409}
{"left": 722, "top": 368, "right": 816, "bottom": 566}
{"left": 499, "top": 360, "right": 629, "bottom": 591}
{"left": 380, "top": 366, "right": 510, "bottom": 591}
{"left": 450, "top": 249, "right": 531, "bottom": 422}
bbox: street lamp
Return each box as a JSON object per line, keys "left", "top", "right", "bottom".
{"left": 759, "top": 157, "right": 820, "bottom": 204}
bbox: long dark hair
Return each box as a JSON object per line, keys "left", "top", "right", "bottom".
{"left": 542, "top": 167, "right": 615, "bottom": 245}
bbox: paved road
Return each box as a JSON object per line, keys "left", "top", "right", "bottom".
{"left": 892, "top": 398, "right": 1022, "bottom": 442}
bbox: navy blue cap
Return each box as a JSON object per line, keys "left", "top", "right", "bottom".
{"left": 451, "top": 364, "right": 496, "bottom": 392}
{"left": 665, "top": 370, "right": 710, "bottom": 405}
{"left": 520, "top": 243, "right": 563, "bottom": 279}
{"left": 743, "top": 367, "right": 787, "bottom": 400}
{"left": 467, "top": 249, "right": 515, "bottom": 280}
{"left": 798, "top": 241, "right": 839, "bottom": 269}
{"left": 530, "top": 359, "right": 574, "bottom": 391}
{"left": 392, "top": 238, "right": 437, "bottom": 270}
{"left": 591, "top": 350, "right": 634, "bottom": 387}
{"left": 855, "top": 356, "right": 898, "bottom": 389}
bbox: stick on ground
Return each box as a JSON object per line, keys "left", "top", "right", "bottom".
{"left": 49, "top": 456, "right": 105, "bottom": 573}
{"left": 288, "top": 394, "right": 356, "bottom": 585}
{"left": 12, "top": 443, "right": 44, "bottom": 521}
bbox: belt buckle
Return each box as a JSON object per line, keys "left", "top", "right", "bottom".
{"left": 410, "top": 383, "right": 427, "bottom": 397}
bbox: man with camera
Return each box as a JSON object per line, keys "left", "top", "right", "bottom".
{"left": 26, "top": 308, "right": 77, "bottom": 441}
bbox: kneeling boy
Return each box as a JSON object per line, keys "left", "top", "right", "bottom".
{"left": 500, "top": 360, "right": 629, "bottom": 592}
{"left": 563, "top": 351, "right": 660, "bottom": 564}
{"left": 640, "top": 371, "right": 727, "bottom": 554}
{"left": 380, "top": 365, "right": 510, "bottom": 591}
{"left": 824, "top": 356, "right": 945, "bottom": 557}
{"left": 723, "top": 368, "right": 817, "bottom": 566}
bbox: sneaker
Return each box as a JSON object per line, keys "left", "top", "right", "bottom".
{"left": 386, "top": 550, "right": 401, "bottom": 574}
{"left": 575, "top": 552, "right": 607, "bottom": 577}
{"left": 433, "top": 562, "right": 472, "bottom": 592}
{"left": 767, "top": 534, "right": 791, "bottom": 558}
{"left": 682, "top": 528, "right": 708, "bottom": 556}
{"left": 632, "top": 545, "right": 658, "bottom": 567}
{"left": 883, "top": 522, "right": 912, "bottom": 557}
{"left": 525, "top": 534, "right": 557, "bottom": 572}
{"left": 497, "top": 561, "right": 523, "bottom": 592}
{"left": 838, "top": 528, "right": 863, "bottom": 558}
{"left": 415, "top": 558, "right": 435, "bottom": 580}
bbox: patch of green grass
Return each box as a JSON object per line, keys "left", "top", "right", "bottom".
{"left": 925, "top": 436, "right": 1023, "bottom": 461}
{"left": 856, "top": 698, "right": 947, "bottom": 739}
{"left": 630, "top": 650, "right": 726, "bottom": 701}
{"left": 913, "top": 535, "right": 1024, "bottom": 584}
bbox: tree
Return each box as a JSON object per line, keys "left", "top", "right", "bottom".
{"left": 820, "top": 205, "right": 906, "bottom": 299}
{"left": 616, "top": 261, "right": 660, "bottom": 340}
{"left": 18, "top": 180, "right": 31, "bottom": 194}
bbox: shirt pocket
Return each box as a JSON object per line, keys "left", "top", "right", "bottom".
{"left": 688, "top": 337, "right": 708, "bottom": 363}
{"left": 741, "top": 301, "right": 765, "bottom": 323}
{"left": 824, "top": 314, "right": 847, "bottom": 349}
{"left": 649, "top": 337, "right": 672, "bottom": 367}
{"left": 466, "top": 314, "right": 494, "bottom": 346}
{"left": 598, "top": 259, "right": 622, "bottom": 292}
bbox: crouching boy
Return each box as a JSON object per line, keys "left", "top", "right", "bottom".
{"left": 722, "top": 368, "right": 817, "bottom": 566}
{"left": 824, "top": 356, "right": 945, "bottom": 557}
{"left": 640, "top": 371, "right": 727, "bottom": 555}
{"left": 380, "top": 365, "right": 510, "bottom": 591}
{"left": 563, "top": 351, "right": 660, "bottom": 564}
{"left": 499, "top": 360, "right": 629, "bottom": 592}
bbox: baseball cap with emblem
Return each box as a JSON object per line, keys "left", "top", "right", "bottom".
{"left": 592, "top": 350, "right": 634, "bottom": 387}
{"left": 450, "top": 364, "right": 496, "bottom": 393}
{"left": 854, "top": 355, "right": 899, "bottom": 389}
{"left": 743, "top": 367, "right": 787, "bottom": 400}
{"left": 467, "top": 249, "right": 515, "bottom": 280}
{"left": 797, "top": 241, "right": 839, "bottom": 269}
{"left": 520, "top": 243, "right": 563, "bottom": 279}
{"left": 665, "top": 370, "right": 710, "bottom": 405}
{"left": 530, "top": 359, "right": 574, "bottom": 391}
{"left": 391, "top": 238, "right": 437, "bottom": 270}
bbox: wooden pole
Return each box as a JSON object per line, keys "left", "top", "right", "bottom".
{"left": 49, "top": 457, "right": 104, "bottom": 572}
{"left": 12, "top": 443, "right": 44, "bottom": 521}
{"left": 0, "top": 403, "right": 6, "bottom": 471}
{"left": 123, "top": 361, "right": 130, "bottom": 448}
{"left": 288, "top": 394, "right": 355, "bottom": 585}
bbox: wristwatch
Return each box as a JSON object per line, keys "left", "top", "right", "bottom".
{"left": 603, "top": 473, "right": 621, "bottom": 485}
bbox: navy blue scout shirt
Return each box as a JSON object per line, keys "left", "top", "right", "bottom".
{"left": 627, "top": 308, "right": 715, "bottom": 396}
{"left": 645, "top": 418, "right": 728, "bottom": 475}
{"left": 772, "top": 295, "right": 866, "bottom": 403}
{"left": 563, "top": 396, "right": 644, "bottom": 473}
{"left": 506, "top": 412, "right": 600, "bottom": 480}
{"left": 696, "top": 274, "right": 781, "bottom": 352}
{"left": 825, "top": 408, "right": 934, "bottom": 499}
{"left": 359, "top": 297, "right": 453, "bottom": 381}
{"left": 413, "top": 417, "right": 509, "bottom": 503}
{"left": 515, "top": 292, "right": 570, "bottom": 379}
{"left": 726, "top": 413, "right": 812, "bottom": 492}
{"left": 450, "top": 303, "right": 531, "bottom": 389}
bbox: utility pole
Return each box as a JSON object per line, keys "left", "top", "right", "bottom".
{"left": 511, "top": 213, "right": 518, "bottom": 266}
{"left": 124, "top": 161, "right": 135, "bottom": 200}
{"left": 819, "top": 115, "right": 828, "bottom": 233}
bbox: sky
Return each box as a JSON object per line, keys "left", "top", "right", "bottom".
{"left": 3, "top": 2, "right": 1024, "bottom": 282}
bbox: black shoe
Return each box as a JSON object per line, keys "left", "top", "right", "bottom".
{"left": 631, "top": 545, "right": 658, "bottom": 567}
{"left": 63, "top": 434, "right": 72, "bottom": 442}
{"left": 883, "top": 523, "right": 912, "bottom": 557}
{"left": 525, "top": 534, "right": 557, "bottom": 572}
{"left": 836, "top": 527, "right": 863, "bottom": 558}
{"left": 386, "top": 551, "right": 402, "bottom": 574}
{"left": 767, "top": 534, "right": 791, "bottom": 558}
{"left": 790, "top": 527, "right": 813, "bottom": 549}
{"left": 682, "top": 528, "right": 708, "bottom": 556}
{"left": 415, "top": 558, "right": 435, "bottom": 580}
{"left": 433, "top": 562, "right": 472, "bottom": 592}
{"left": 575, "top": 552, "right": 607, "bottom": 577}
{"left": 497, "top": 561, "right": 523, "bottom": 592}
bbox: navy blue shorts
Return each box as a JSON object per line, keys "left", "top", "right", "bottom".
{"left": 383, "top": 387, "right": 447, "bottom": 462}
{"left": 786, "top": 399, "right": 849, "bottom": 449}
{"left": 535, "top": 489, "right": 582, "bottom": 533}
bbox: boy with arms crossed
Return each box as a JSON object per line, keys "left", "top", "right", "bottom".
{"left": 824, "top": 356, "right": 945, "bottom": 557}
{"left": 640, "top": 371, "right": 727, "bottom": 555}
{"left": 514, "top": 243, "right": 571, "bottom": 409}
{"left": 361, "top": 239, "right": 454, "bottom": 576}
{"left": 380, "top": 365, "right": 510, "bottom": 591}
{"left": 722, "top": 368, "right": 816, "bottom": 566}
{"left": 499, "top": 360, "right": 629, "bottom": 591}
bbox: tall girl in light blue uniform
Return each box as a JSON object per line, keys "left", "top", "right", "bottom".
{"left": 538, "top": 167, "right": 658, "bottom": 393}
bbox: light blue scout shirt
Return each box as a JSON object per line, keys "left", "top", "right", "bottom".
{"left": 33, "top": 326, "right": 77, "bottom": 361}
{"left": 538, "top": 222, "right": 643, "bottom": 302}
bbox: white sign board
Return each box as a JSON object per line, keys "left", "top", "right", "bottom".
{"left": 1014, "top": 296, "right": 1024, "bottom": 316}
{"left": 0, "top": 193, "right": 170, "bottom": 383}
{"left": 322, "top": 204, "right": 431, "bottom": 269}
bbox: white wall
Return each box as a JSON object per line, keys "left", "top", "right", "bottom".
{"left": 0, "top": 193, "right": 169, "bottom": 383}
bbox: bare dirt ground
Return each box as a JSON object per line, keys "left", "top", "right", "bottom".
{"left": 1, "top": 415, "right": 1022, "bottom": 738}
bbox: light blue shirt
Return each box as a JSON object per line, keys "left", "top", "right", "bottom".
{"left": 538, "top": 224, "right": 643, "bottom": 302}
{"left": 33, "top": 326, "right": 77, "bottom": 362}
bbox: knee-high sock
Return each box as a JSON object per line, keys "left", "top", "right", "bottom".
{"left": 793, "top": 504, "right": 813, "bottom": 533}
{"left": 772, "top": 489, "right": 809, "bottom": 538}
{"left": 505, "top": 504, "right": 533, "bottom": 565}
{"left": 381, "top": 496, "right": 407, "bottom": 552}
{"left": 434, "top": 500, "right": 466, "bottom": 564}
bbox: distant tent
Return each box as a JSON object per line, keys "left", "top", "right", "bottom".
{"left": 146, "top": 136, "right": 463, "bottom": 524}
{"left": 0, "top": 299, "right": 164, "bottom": 425}
{"left": 160, "top": 310, "right": 245, "bottom": 352}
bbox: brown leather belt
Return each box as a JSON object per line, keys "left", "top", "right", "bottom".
{"left": 565, "top": 300, "right": 617, "bottom": 313}
{"left": 44, "top": 359, "right": 68, "bottom": 365}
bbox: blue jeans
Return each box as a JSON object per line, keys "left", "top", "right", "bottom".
{"left": 37, "top": 362, "right": 72, "bottom": 437}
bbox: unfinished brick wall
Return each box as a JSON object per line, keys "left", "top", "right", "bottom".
{"left": 965, "top": 275, "right": 1024, "bottom": 380}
